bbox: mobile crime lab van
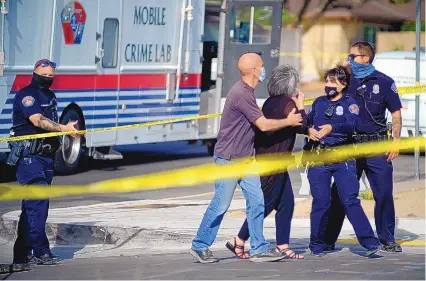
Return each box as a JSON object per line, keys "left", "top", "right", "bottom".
{"left": 0, "top": 0, "right": 284, "bottom": 174}
{"left": 373, "top": 50, "right": 426, "bottom": 138}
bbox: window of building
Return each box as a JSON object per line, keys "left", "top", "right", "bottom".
{"left": 364, "top": 26, "right": 377, "bottom": 48}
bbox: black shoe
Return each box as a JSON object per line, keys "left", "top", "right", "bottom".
{"left": 381, "top": 241, "right": 403, "bottom": 253}
{"left": 250, "top": 249, "right": 285, "bottom": 263}
{"left": 35, "top": 254, "right": 62, "bottom": 265}
{"left": 189, "top": 248, "right": 218, "bottom": 264}
{"left": 365, "top": 246, "right": 380, "bottom": 257}
{"left": 47, "top": 253, "right": 63, "bottom": 262}
{"left": 310, "top": 251, "right": 326, "bottom": 257}
{"left": 26, "top": 255, "right": 40, "bottom": 265}
{"left": 324, "top": 244, "right": 336, "bottom": 252}
{"left": 3, "top": 263, "right": 31, "bottom": 273}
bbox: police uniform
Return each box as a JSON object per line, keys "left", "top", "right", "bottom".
{"left": 325, "top": 70, "right": 403, "bottom": 251}
{"left": 9, "top": 75, "right": 61, "bottom": 265}
{"left": 305, "top": 95, "right": 380, "bottom": 255}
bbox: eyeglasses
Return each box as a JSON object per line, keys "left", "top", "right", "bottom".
{"left": 347, "top": 54, "right": 365, "bottom": 60}
{"left": 35, "top": 60, "right": 57, "bottom": 69}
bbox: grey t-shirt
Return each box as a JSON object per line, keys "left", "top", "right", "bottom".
{"left": 214, "top": 79, "right": 263, "bottom": 160}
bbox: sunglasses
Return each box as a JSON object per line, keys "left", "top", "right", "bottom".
{"left": 347, "top": 54, "right": 365, "bottom": 60}
{"left": 36, "top": 60, "right": 57, "bottom": 69}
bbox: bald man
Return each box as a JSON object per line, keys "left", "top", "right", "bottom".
{"left": 9, "top": 59, "right": 78, "bottom": 269}
{"left": 190, "top": 53, "right": 303, "bottom": 263}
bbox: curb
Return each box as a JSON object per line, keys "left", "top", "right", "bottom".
{"left": 0, "top": 215, "right": 195, "bottom": 247}
{"left": 1, "top": 213, "right": 424, "bottom": 248}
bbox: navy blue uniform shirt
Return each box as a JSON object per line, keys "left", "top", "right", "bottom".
{"left": 307, "top": 94, "right": 359, "bottom": 148}
{"left": 347, "top": 70, "right": 402, "bottom": 134}
{"left": 11, "top": 81, "right": 59, "bottom": 137}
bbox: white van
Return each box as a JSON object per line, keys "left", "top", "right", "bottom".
{"left": 373, "top": 50, "right": 426, "bottom": 137}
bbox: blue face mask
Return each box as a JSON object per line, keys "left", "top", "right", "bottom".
{"left": 348, "top": 58, "right": 375, "bottom": 79}
{"left": 258, "top": 67, "right": 266, "bottom": 83}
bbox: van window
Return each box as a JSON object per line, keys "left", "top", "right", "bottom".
{"left": 102, "top": 18, "right": 119, "bottom": 68}
{"left": 230, "top": 6, "right": 273, "bottom": 45}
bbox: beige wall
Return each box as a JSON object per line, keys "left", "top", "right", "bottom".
{"left": 376, "top": 32, "right": 425, "bottom": 52}
{"left": 300, "top": 19, "right": 360, "bottom": 82}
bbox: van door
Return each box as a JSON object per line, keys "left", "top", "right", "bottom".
{"left": 222, "top": 0, "right": 283, "bottom": 101}
{"left": 92, "top": 0, "right": 121, "bottom": 146}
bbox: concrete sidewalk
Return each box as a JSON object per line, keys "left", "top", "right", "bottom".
{"left": 1, "top": 188, "right": 425, "bottom": 257}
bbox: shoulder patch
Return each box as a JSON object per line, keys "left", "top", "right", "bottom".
{"left": 391, "top": 82, "right": 398, "bottom": 93}
{"left": 348, "top": 103, "right": 359, "bottom": 115}
{"left": 21, "top": 96, "right": 35, "bottom": 107}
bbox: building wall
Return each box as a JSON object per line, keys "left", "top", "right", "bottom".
{"left": 376, "top": 31, "right": 425, "bottom": 52}
{"left": 299, "top": 19, "right": 360, "bottom": 82}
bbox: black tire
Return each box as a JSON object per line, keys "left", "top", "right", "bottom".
{"left": 206, "top": 139, "right": 216, "bottom": 156}
{"left": 54, "top": 108, "right": 85, "bottom": 175}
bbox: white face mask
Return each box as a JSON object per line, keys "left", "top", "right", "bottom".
{"left": 258, "top": 66, "right": 266, "bottom": 83}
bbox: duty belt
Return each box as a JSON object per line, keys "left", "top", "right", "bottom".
{"left": 354, "top": 133, "right": 389, "bottom": 143}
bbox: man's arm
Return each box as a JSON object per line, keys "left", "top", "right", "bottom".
{"left": 385, "top": 81, "right": 403, "bottom": 161}
{"left": 238, "top": 94, "right": 302, "bottom": 133}
{"left": 391, "top": 110, "right": 402, "bottom": 140}
{"left": 253, "top": 108, "right": 302, "bottom": 132}
{"left": 29, "top": 113, "right": 78, "bottom": 133}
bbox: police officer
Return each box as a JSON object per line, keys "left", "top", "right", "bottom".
{"left": 324, "top": 42, "right": 403, "bottom": 253}
{"left": 8, "top": 59, "right": 79, "bottom": 267}
{"left": 305, "top": 66, "right": 380, "bottom": 257}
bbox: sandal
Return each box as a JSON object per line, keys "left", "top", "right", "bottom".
{"left": 276, "top": 247, "right": 304, "bottom": 260}
{"left": 225, "top": 237, "right": 249, "bottom": 259}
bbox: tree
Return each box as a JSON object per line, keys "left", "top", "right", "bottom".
{"left": 281, "top": 0, "right": 376, "bottom": 33}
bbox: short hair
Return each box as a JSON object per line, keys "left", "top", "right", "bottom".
{"left": 351, "top": 41, "right": 375, "bottom": 63}
{"left": 267, "top": 64, "right": 299, "bottom": 97}
{"left": 324, "top": 65, "right": 351, "bottom": 89}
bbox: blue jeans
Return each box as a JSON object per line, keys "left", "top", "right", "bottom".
{"left": 191, "top": 156, "right": 270, "bottom": 256}
{"left": 13, "top": 155, "right": 54, "bottom": 263}
{"left": 238, "top": 172, "right": 294, "bottom": 245}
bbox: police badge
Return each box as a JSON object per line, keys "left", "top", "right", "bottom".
{"left": 372, "top": 84, "right": 380, "bottom": 94}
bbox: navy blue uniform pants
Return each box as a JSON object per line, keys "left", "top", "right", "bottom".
{"left": 308, "top": 160, "right": 379, "bottom": 254}
{"left": 325, "top": 155, "right": 395, "bottom": 246}
{"left": 13, "top": 155, "right": 54, "bottom": 263}
{"left": 238, "top": 172, "right": 294, "bottom": 245}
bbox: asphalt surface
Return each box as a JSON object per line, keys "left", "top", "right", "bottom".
{"left": 0, "top": 244, "right": 424, "bottom": 280}
{"left": 0, "top": 139, "right": 425, "bottom": 279}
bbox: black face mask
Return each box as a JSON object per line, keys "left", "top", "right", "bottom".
{"left": 324, "top": 86, "right": 338, "bottom": 97}
{"left": 32, "top": 73, "right": 54, "bottom": 89}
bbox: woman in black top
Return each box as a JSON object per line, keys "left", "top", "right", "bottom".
{"left": 226, "top": 64, "right": 308, "bottom": 260}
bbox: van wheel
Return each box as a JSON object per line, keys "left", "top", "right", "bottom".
{"left": 206, "top": 139, "right": 216, "bottom": 156}
{"left": 55, "top": 108, "right": 85, "bottom": 175}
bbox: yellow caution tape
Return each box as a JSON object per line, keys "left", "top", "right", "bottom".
{"left": 0, "top": 137, "right": 424, "bottom": 201}
{"left": 280, "top": 52, "right": 347, "bottom": 58}
{"left": 0, "top": 113, "right": 222, "bottom": 143}
{"left": 1, "top": 84, "right": 424, "bottom": 143}
{"left": 398, "top": 84, "right": 426, "bottom": 95}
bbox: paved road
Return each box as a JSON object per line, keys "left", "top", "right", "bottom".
{"left": 0, "top": 140, "right": 424, "bottom": 279}
{"left": 0, "top": 244, "right": 424, "bottom": 280}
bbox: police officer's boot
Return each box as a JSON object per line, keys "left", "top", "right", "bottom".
{"left": 381, "top": 241, "right": 403, "bottom": 253}
{"left": 35, "top": 254, "right": 62, "bottom": 265}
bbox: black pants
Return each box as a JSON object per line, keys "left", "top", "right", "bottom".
{"left": 325, "top": 155, "right": 395, "bottom": 246}
{"left": 13, "top": 155, "right": 53, "bottom": 263}
{"left": 238, "top": 172, "right": 294, "bottom": 245}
